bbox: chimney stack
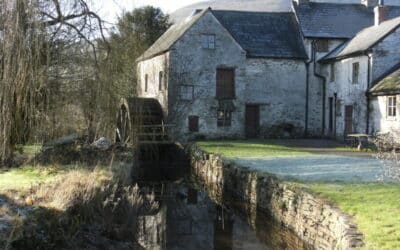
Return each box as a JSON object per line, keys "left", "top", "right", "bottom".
{"left": 294, "top": 0, "right": 310, "bottom": 5}
{"left": 375, "top": 1, "right": 388, "bottom": 26}
{"left": 362, "top": 0, "right": 379, "bottom": 7}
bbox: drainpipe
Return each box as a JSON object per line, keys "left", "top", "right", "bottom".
{"left": 366, "top": 53, "right": 372, "bottom": 134}
{"left": 305, "top": 63, "right": 310, "bottom": 137}
{"left": 312, "top": 40, "right": 327, "bottom": 136}
{"left": 334, "top": 92, "right": 337, "bottom": 137}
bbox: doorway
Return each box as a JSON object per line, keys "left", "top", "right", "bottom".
{"left": 245, "top": 104, "right": 260, "bottom": 138}
{"left": 344, "top": 105, "right": 353, "bottom": 135}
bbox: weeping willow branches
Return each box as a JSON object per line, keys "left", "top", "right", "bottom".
{"left": 0, "top": 0, "right": 108, "bottom": 166}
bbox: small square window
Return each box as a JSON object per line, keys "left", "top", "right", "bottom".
{"left": 352, "top": 62, "right": 359, "bottom": 84}
{"left": 201, "top": 34, "right": 215, "bottom": 49}
{"left": 188, "top": 116, "right": 199, "bottom": 132}
{"left": 179, "top": 85, "right": 194, "bottom": 101}
{"left": 316, "top": 40, "right": 329, "bottom": 52}
{"left": 387, "top": 96, "right": 397, "bottom": 118}
{"left": 217, "top": 110, "right": 232, "bottom": 127}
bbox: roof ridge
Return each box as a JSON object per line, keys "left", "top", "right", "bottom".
{"left": 211, "top": 9, "right": 294, "bottom": 14}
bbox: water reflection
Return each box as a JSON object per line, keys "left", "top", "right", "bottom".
{"left": 137, "top": 183, "right": 311, "bottom": 250}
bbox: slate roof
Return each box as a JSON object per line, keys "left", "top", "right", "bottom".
{"left": 212, "top": 10, "right": 307, "bottom": 59}
{"left": 387, "top": 6, "right": 400, "bottom": 20}
{"left": 137, "top": 9, "right": 208, "bottom": 61}
{"left": 139, "top": 9, "right": 308, "bottom": 61}
{"left": 170, "top": 0, "right": 292, "bottom": 23}
{"left": 370, "top": 63, "right": 400, "bottom": 95}
{"left": 294, "top": 2, "right": 374, "bottom": 38}
{"left": 321, "top": 16, "right": 400, "bottom": 62}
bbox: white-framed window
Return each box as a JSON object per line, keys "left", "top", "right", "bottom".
{"left": 352, "top": 62, "right": 359, "bottom": 84}
{"left": 387, "top": 96, "right": 397, "bottom": 118}
{"left": 179, "top": 85, "right": 194, "bottom": 101}
{"left": 201, "top": 34, "right": 215, "bottom": 49}
{"left": 330, "top": 63, "right": 335, "bottom": 82}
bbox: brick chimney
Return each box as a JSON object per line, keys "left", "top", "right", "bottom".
{"left": 362, "top": 0, "right": 379, "bottom": 7}
{"left": 375, "top": 1, "right": 388, "bottom": 26}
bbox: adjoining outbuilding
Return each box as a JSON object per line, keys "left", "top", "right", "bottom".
{"left": 369, "top": 63, "right": 400, "bottom": 136}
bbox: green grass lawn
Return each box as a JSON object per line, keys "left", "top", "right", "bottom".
{"left": 307, "top": 183, "right": 400, "bottom": 250}
{"left": 197, "top": 140, "right": 311, "bottom": 158}
{"left": 0, "top": 165, "right": 61, "bottom": 191}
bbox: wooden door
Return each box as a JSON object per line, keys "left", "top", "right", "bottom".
{"left": 328, "top": 97, "right": 334, "bottom": 133}
{"left": 245, "top": 105, "right": 260, "bottom": 138}
{"left": 344, "top": 105, "right": 353, "bottom": 135}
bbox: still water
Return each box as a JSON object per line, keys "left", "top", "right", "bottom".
{"left": 136, "top": 182, "right": 311, "bottom": 250}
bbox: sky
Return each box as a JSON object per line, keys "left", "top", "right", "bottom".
{"left": 95, "top": 0, "right": 205, "bottom": 24}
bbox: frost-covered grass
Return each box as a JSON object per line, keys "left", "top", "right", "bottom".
{"left": 197, "top": 140, "right": 311, "bottom": 158}
{"left": 306, "top": 182, "right": 400, "bottom": 250}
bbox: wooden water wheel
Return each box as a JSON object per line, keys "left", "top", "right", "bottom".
{"left": 116, "top": 97, "right": 165, "bottom": 143}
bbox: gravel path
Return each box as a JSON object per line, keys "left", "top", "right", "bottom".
{"left": 233, "top": 155, "right": 387, "bottom": 182}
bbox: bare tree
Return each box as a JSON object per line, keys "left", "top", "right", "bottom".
{"left": 0, "top": 0, "right": 108, "bottom": 165}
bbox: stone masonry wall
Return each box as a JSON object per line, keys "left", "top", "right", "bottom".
{"left": 188, "top": 145, "right": 364, "bottom": 250}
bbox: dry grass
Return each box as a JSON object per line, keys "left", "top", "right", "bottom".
{"left": 0, "top": 161, "right": 158, "bottom": 249}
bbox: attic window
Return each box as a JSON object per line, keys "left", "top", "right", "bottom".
{"left": 352, "top": 62, "right": 360, "bottom": 84}
{"left": 201, "top": 34, "right": 215, "bottom": 49}
{"left": 316, "top": 40, "right": 329, "bottom": 53}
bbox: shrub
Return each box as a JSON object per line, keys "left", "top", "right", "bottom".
{"left": 374, "top": 131, "right": 400, "bottom": 181}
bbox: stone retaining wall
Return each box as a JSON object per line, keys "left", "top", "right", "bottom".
{"left": 188, "top": 145, "right": 364, "bottom": 250}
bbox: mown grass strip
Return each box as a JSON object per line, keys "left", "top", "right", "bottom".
{"left": 307, "top": 182, "right": 400, "bottom": 250}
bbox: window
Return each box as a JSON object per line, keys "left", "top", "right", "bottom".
{"left": 201, "top": 34, "right": 215, "bottom": 49}
{"left": 316, "top": 40, "right": 329, "bottom": 52}
{"left": 217, "top": 110, "right": 232, "bottom": 127}
{"left": 144, "top": 74, "right": 148, "bottom": 92}
{"left": 387, "top": 96, "right": 397, "bottom": 118}
{"left": 216, "top": 68, "right": 235, "bottom": 99}
{"left": 188, "top": 116, "right": 199, "bottom": 132}
{"left": 179, "top": 85, "right": 194, "bottom": 101}
{"left": 330, "top": 63, "right": 335, "bottom": 82}
{"left": 352, "top": 62, "right": 359, "bottom": 84}
{"left": 159, "top": 71, "right": 163, "bottom": 91}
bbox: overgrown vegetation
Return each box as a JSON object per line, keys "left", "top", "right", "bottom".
{"left": 0, "top": 148, "right": 158, "bottom": 249}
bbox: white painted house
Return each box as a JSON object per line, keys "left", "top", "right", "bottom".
{"left": 137, "top": 0, "right": 400, "bottom": 140}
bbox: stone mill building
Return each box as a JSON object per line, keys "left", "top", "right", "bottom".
{"left": 137, "top": 0, "right": 400, "bottom": 140}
